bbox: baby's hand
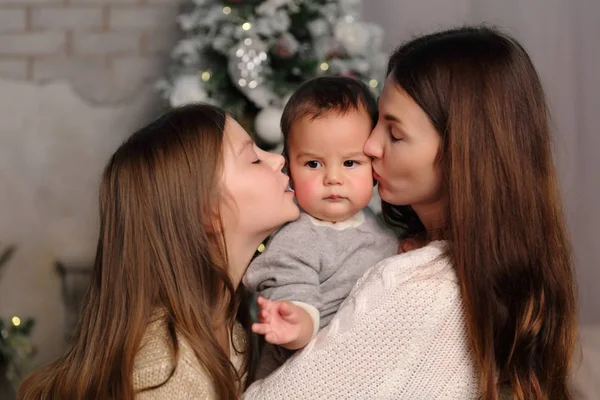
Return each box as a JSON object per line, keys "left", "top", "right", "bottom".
{"left": 252, "top": 297, "right": 303, "bottom": 346}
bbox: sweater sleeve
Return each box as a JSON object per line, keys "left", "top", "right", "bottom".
{"left": 243, "top": 243, "right": 480, "bottom": 399}
{"left": 243, "top": 218, "right": 321, "bottom": 309}
{"left": 134, "top": 320, "right": 219, "bottom": 400}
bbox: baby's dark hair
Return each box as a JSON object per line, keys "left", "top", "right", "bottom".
{"left": 280, "top": 76, "right": 378, "bottom": 159}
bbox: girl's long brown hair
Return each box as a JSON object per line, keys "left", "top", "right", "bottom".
{"left": 384, "top": 26, "right": 577, "bottom": 399}
{"left": 18, "top": 104, "right": 254, "bottom": 399}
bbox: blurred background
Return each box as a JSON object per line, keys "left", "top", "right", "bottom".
{"left": 0, "top": 0, "right": 598, "bottom": 398}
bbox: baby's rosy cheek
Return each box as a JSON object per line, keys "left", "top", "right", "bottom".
{"left": 293, "top": 179, "right": 317, "bottom": 202}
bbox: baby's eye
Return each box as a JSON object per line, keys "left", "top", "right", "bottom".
{"left": 344, "top": 160, "right": 358, "bottom": 167}
{"left": 306, "top": 160, "right": 322, "bottom": 168}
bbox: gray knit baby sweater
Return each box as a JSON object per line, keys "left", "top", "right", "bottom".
{"left": 243, "top": 207, "right": 398, "bottom": 329}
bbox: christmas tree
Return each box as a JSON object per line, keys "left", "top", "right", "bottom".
{"left": 158, "top": 0, "right": 387, "bottom": 149}
{"left": 0, "top": 245, "right": 36, "bottom": 395}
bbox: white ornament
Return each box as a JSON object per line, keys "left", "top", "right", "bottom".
{"left": 169, "top": 75, "right": 210, "bottom": 107}
{"left": 228, "top": 36, "right": 277, "bottom": 107}
{"left": 255, "top": 107, "right": 284, "bottom": 146}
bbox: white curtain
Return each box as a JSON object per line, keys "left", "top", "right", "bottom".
{"left": 364, "top": 0, "right": 600, "bottom": 324}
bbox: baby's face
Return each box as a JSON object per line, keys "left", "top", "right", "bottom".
{"left": 287, "top": 109, "right": 374, "bottom": 222}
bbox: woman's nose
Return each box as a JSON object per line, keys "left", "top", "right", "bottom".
{"left": 364, "top": 127, "right": 383, "bottom": 159}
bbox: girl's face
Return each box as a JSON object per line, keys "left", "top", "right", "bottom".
{"left": 364, "top": 77, "right": 442, "bottom": 211}
{"left": 220, "top": 117, "right": 299, "bottom": 242}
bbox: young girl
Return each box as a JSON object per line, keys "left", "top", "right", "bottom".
{"left": 244, "top": 26, "right": 578, "bottom": 400}
{"left": 17, "top": 104, "right": 299, "bottom": 399}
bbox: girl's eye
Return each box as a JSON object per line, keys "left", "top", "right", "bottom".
{"left": 306, "top": 160, "right": 322, "bottom": 168}
{"left": 252, "top": 159, "right": 261, "bottom": 164}
{"left": 344, "top": 160, "right": 358, "bottom": 167}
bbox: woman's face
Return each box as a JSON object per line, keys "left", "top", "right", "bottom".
{"left": 364, "top": 76, "right": 442, "bottom": 209}
{"left": 220, "top": 117, "right": 299, "bottom": 241}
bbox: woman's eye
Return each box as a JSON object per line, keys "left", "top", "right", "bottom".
{"left": 252, "top": 159, "right": 261, "bottom": 164}
{"left": 388, "top": 127, "right": 403, "bottom": 142}
{"left": 344, "top": 160, "right": 358, "bottom": 167}
{"left": 306, "top": 160, "right": 321, "bottom": 168}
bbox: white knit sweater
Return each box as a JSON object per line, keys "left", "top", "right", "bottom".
{"left": 244, "top": 241, "right": 482, "bottom": 399}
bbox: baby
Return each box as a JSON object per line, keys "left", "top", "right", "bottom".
{"left": 243, "top": 76, "right": 398, "bottom": 379}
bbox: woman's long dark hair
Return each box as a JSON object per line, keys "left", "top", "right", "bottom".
{"left": 18, "top": 104, "right": 255, "bottom": 399}
{"left": 384, "top": 26, "right": 577, "bottom": 399}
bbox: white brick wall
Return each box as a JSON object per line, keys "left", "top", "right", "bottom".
{"left": 72, "top": 0, "right": 137, "bottom": 3}
{"left": 0, "top": 0, "right": 62, "bottom": 4}
{"left": 73, "top": 32, "right": 142, "bottom": 55}
{"left": 0, "top": 8, "right": 27, "bottom": 32}
{"left": 0, "top": 0, "right": 185, "bottom": 103}
{"left": 31, "top": 7, "right": 104, "bottom": 30}
{"left": 0, "top": 59, "right": 28, "bottom": 79}
{"left": 0, "top": 32, "right": 66, "bottom": 55}
{"left": 109, "top": 6, "right": 178, "bottom": 30}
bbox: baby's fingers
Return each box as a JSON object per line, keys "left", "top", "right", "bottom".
{"left": 251, "top": 322, "right": 272, "bottom": 336}
{"left": 278, "top": 301, "right": 294, "bottom": 317}
{"left": 258, "top": 308, "right": 272, "bottom": 323}
{"left": 257, "top": 296, "right": 273, "bottom": 310}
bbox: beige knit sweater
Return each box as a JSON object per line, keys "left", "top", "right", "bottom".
{"left": 133, "top": 316, "right": 246, "bottom": 399}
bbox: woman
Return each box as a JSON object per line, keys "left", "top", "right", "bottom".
{"left": 17, "top": 104, "right": 299, "bottom": 399}
{"left": 244, "top": 26, "right": 577, "bottom": 399}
